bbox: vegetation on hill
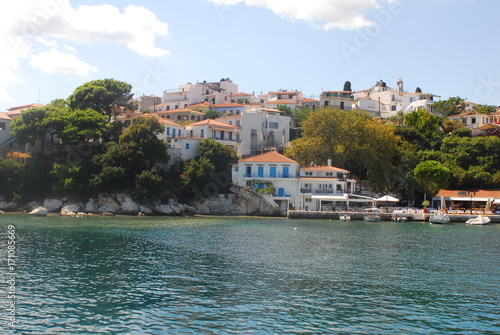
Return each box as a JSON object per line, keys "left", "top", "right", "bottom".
{"left": 1, "top": 79, "right": 499, "bottom": 207}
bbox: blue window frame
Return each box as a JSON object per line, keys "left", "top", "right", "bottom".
{"left": 258, "top": 166, "right": 264, "bottom": 178}
{"left": 270, "top": 166, "right": 276, "bottom": 178}
{"left": 282, "top": 166, "right": 289, "bottom": 178}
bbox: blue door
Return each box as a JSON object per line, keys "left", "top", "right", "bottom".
{"left": 277, "top": 188, "right": 285, "bottom": 197}
{"left": 258, "top": 166, "right": 264, "bottom": 177}
{"left": 270, "top": 166, "right": 276, "bottom": 178}
{"left": 282, "top": 166, "right": 289, "bottom": 178}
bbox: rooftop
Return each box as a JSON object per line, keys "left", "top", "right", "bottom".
{"left": 239, "top": 151, "right": 297, "bottom": 163}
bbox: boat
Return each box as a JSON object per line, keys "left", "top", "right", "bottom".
{"left": 364, "top": 208, "right": 382, "bottom": 222}
{"left": 339, "top": 214, "right": 351, "bottom": 221}
{"left": 465, "top": 215, "right": 491, "bottom": 225}
{"left": 429, "top": 211, "right": 450, "bottom": 224}
{"left": 391, "top": 210, "right": 407, "bottom": 222}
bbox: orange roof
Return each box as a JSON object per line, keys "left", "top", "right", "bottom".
{"left": 213, "top": 102, "right": 244, "bottom": 108}
{"left": 7, "top": 103, "right": 44, "bottom": 112}
{"left": 188, "top": 102, "right": 211, "bottom": 108}
{"left": 231, "top": 92, "right": 252, "bottom": 96}
{"left": 435, "top": 189, "right": 500, "bottom": 198}
{"left": 156, "top": 108, "right": 205, "bottom": 115}
{"left": 239, "top": 151, "right": 297, "bottom": 163}
{"left": 0, "top": 112, "right": 12, "bottom": 120}
{"left": 188, "top": 119, "right": 238, "bottom": 128}
{"left": 450, "top": 111, "right": 482, "bottom": 118}
{"left": 265, "top": 100, "right": 296, "bottom": 105}
{"left": 301, "top": 166, "right": 349, "bottom": 172}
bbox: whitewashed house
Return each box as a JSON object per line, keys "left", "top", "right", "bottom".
{"left": 231, "top": 151, "right": 300, "bottom": 211}
{"left": 319, "top": 91, "right": 353, "bottom": 110}
{"left": 217, "top": 107, "right": 291, "bottom": 157}
{"left": 448, "top": 112, "right": 493, "bottom": 135}
{"left": 298, "top": 163, "right": 359, "bottom": 211}
{"left": 184, "top": 119, "right": 240, "bottom": 154}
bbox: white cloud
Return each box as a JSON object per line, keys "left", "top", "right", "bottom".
{"left": 30, "top": 49, "right": 98, "bottom": 76}
{"left": 0, "top": 0, "right": 169, "bottom": 103}
{"left": 208, "top": 0, "right": 382, "bottom": 30}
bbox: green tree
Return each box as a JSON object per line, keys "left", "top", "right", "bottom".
{"left": 404, "top": 108, "right": 444, "bottom": 149}
{"left": 0, "top": 158, "right": 24, "bottom": 199}
{"left": 472, "top": 104, "right": 497, "bottom": 114}
{"left": 413, "top": 160, "right": 450, "bottom": 201}
{"left": 68, "top": 78, "right": 134, "bottom": 121}
{"left": 205, "top": 109, "right": 221, "bottom": 119}
{"left": 9, "top": 107, "right": 49, "bottom": 145}
{"left": 434, "top": 97, "right": 466, "bottom": 117}
{"left": 286, "top": 107, "right": 401, "bottom": 192}
{"left": 198, "top": 139, "right": 238, "bottom": 173}
{"left": 276, "top": 104, "right": 293, "bottom": 116}
{"left": 415, "top": 87, "right": 422, "bottom": 93}
{"left": 343, "top": 81, "right": 352, "bottom": 92}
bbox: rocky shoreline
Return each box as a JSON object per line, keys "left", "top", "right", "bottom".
{"left": 0, "top": 186, "right": 285, "bottom": 217}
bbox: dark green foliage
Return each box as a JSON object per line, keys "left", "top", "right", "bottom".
{"left": 67, "top": 79, "right": 134, "bottom": 121}
{"left": 205, "top": 109, "right": 221, "bottom": 119}
{"left": 414, "top": 160, "right": 450, "bottom": 200}
{"left": 276, "top": 104, "right": 293, "bottom": 116}
{"left": 0, "top": 158, "right": 24, "bottom": 199}
{"left": 343, "top": 81, "right": 352, "bottom": 92}
{"left": 433, "top": 97, "right": 466, "bottom": 117}
{"left": 198, "top": 139, "right": 237, "bottom": 173}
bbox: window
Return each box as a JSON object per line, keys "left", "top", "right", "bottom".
{"left": 235, "top": 167, "right": 239, "bottom": 172}
{"left": 0, "top": 122, "right": 6, "bottom": 131}
{"left": 270, "top": 166, "right": 277, "bottom": 178}
{"left": 340, "top": 101, "right": 345, "bottom": 110}
{"left": 166, "top": 106, "right": 170, "bottom": 110}
{"left": 326, "top": 172, "right": 333, "bottom": 176}
{"left": 175, "top": 105, "right": 178, "bottom": 109}
{"left": 269, "top": 122, "right": 279, "bottom": 129}
{"left": 236, "top": 120, "right": 240, "bottom": 127}
{"left": 246, "top": 166, "right": 252, "bottom": 177}
{"left": 167, "top": 127, "right": 170, "bottom": 136}
{"left": 185, "top": 143, "right": 190, "bottom": 149}
{"left": 305, "top": 198, "right": 312, "bottom": 203}
{"left": 324, "top": 101, "right": 329, "bottom": 107}
{"left": 471, "top": 117, "right": 476, "bottom": 124}
{"left": 305, "top": 172, "right": 312, "bottom": 176}
{"left": 201, "top": 129, "right": 204, "bottom": 138}
{"left": 391, "top": 105, "right": 397, "bottom": 111}
{"left": 228, "top": 121, "right": 232, "bottom": 125}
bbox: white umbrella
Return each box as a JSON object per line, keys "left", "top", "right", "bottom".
{"left": 376, "top": 195, "right": 399, "bottom": 202}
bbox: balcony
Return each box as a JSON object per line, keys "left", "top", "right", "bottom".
{"left": 244, "top": 173, "right": 297, "bottom": 179}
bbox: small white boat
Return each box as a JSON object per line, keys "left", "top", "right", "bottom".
{"left": 391, "top": 210, "right": 407, "bottom": 222}
{"left": 429, "top": 211, "right": 450, "bottom": 224}
{"left": 364, "top": 208, "right": 381, "bottom": 222}
{"left": 466, "top": 215, "right": 491, "bottom": 225}
{"left": 339, "top": 214, "right": 351, "bottom": 221}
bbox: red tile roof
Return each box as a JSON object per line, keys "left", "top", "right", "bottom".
{"left": 435, "top": 189, "right": 500, "bottom": 198}
{"left": 265, "top": 100, "right": 296, "bottom": 105}
{"left": 0, "top": 112, "right": 12, "bottom": 120}
{"left": 188, "top": 119, "right": 238, "bottom": 128}
{"left": 213, "top": 102, "right": 244, "bottom": 108}
{"left": 238, "top": 151, "right": 297, "bottom": 163}
{"left": 156, "top": 108, "right": 205, "bottom": 115}
{"left": 301, "top": 166, "right": 349, "bottom": 172}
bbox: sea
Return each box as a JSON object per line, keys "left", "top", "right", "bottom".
{"left": 1, "top": 215, "right": 498, "bottom": 334}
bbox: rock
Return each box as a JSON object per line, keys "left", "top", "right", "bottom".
{"left": 61, "top": 204, "right": 81, "bottom": 216}
{"left": 25, "top": 201, "right": 40, "bottom": 211}
{"left": 0, "top": 210, "right": 4, "bottom": 215}
{"left": 30, "top": 206, "right": 48, "bottom": 217}
{"left": 76, "top": 212, "right": 89, "bottom": 217}
{"left": 155, "top": 204, "right": 174, "bottom": 215}
{"left": 121, "top": 200, "right": 140, "bottom": 214}
{"left": 0, "top": 201, "right": 18, "bottom": 210}
{"left": 43, "top": 199, "right": 63, "bottom": 212}
{"left": 139, "top": 205, "right": 153, "bottom": 215}
{"left": 97, "top": 194, "right": 121, "bottom": 214}
{"left": 85, "top": 198, "right": 98, "bottom": 213}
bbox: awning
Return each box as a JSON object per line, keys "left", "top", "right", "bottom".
{"left": 376, "top": 195, "right": 399, "bottom": 202}
{"left": 311, "top": 195, "right": 348, "bottom": 200}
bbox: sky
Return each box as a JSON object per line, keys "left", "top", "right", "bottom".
{"left": 1, "top": 0, "right": 499, "bottom": 111}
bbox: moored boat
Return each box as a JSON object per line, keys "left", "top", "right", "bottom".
{"left": 339, "top": 214, "right": 351, "bottom": 221}
{"left": 429, "top": 211, "right": 450, "bottom": 224}
{"left": 364, "top": 208, "right": 382, "bottom": 222}
{"left": 465, "top": 215, "right": 491, "bottom": 225}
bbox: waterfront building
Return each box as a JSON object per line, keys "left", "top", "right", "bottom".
{"left": 231, "top": 151, "right": 300, "bottom": 211}
{"left": 432, "top": 189, "right": 500, "bottom": 214}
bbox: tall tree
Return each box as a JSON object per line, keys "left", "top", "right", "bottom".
{"left": 285, "top": 107, "right": 401, "bottom": 192}
{"left": 433, "top": 96, "right": 466, "bottom": 117}
{"left": 413, "top": 160, "right": 450, "bottom": 201}
{"left": 343, "top": 81, "right": 352, "bottom": 92}
{"left": 67, "top": 79, "right": 134, "bottom": 121}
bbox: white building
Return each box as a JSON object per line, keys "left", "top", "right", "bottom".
{"left": 231, "top": 151, "right": 300, "bottom": 211}
{"left": 319, "top": 91, "right": 353, "bottom": 110}
{"left": 353, "top": 77, "right": 440, "bottom": 117}
{"left": 162, "top": 78, "right": 238, "bottom": 111}
{"left": 184, "top": 119, "right": 240, "bottom": 154}
{"left": 217, "top": 107, "right": 291, "bottom": 157}
{"left": 298, "top": 164, "right": 359, "bottom": 211}
{"left": 448, "top": 111, "right": 493, "bottom": 135}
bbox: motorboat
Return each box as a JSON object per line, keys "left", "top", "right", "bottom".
{"left": 429, "top": 211, "right": 450, "bottom": 224}
{"left": 466, "top": 215, "right": 491, "bottom": 225}
{"left": 391, "top": 210, "right": 407, "bottom": 222}
{"left": 364, "top": 208, "right": 382, "bottom": 222}
{"left": 339, "top": 214, "right": 351, "bottom": 221}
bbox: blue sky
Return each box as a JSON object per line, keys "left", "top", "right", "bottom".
{"left": 1, "top": 0, "right": 499, "bottom": 111}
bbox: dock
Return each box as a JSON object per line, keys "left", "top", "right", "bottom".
{"left": 287, "top": 210, "right": 500, "bottom": 223}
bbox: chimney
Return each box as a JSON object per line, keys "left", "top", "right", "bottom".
{"left": 327, "top": 159, "right": 332, "bottom": 167}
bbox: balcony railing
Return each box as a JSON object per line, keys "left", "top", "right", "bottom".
{"left": 244, "top": 174, "right": 297, "bottom": 179}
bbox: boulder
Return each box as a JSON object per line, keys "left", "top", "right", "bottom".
{"left": 43, "top": 199, "right": 63, "bottom": 212}
{"left": 121, "top": 200, "right": 140, "bottom": 214}
{"left": 85, "top": 198, "right": 98, "bottom": 213}
{"left": 61, "top": 204, "right": 81, "bottom": 217}
{"left": 0, "top": 201, "right": 18, "bottom": 210}
{"left": 139, "top": 205, "right": 153, "bottom": 215}
{"left": 155, "top": 204, "right": 174, "bottom": 215}
{"left": 30, "top": 206, "right": 48, "bottom": 217}
{"left": 25, "top": 201, "right": 40, "bottom": 211}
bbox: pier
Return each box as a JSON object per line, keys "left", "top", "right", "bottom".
{"left": 287, "top": 210, "right": 500, "bottom": 223}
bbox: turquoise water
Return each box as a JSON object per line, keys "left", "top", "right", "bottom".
{"left": 1, "top": 215, "right": 499, "bottom": 334}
